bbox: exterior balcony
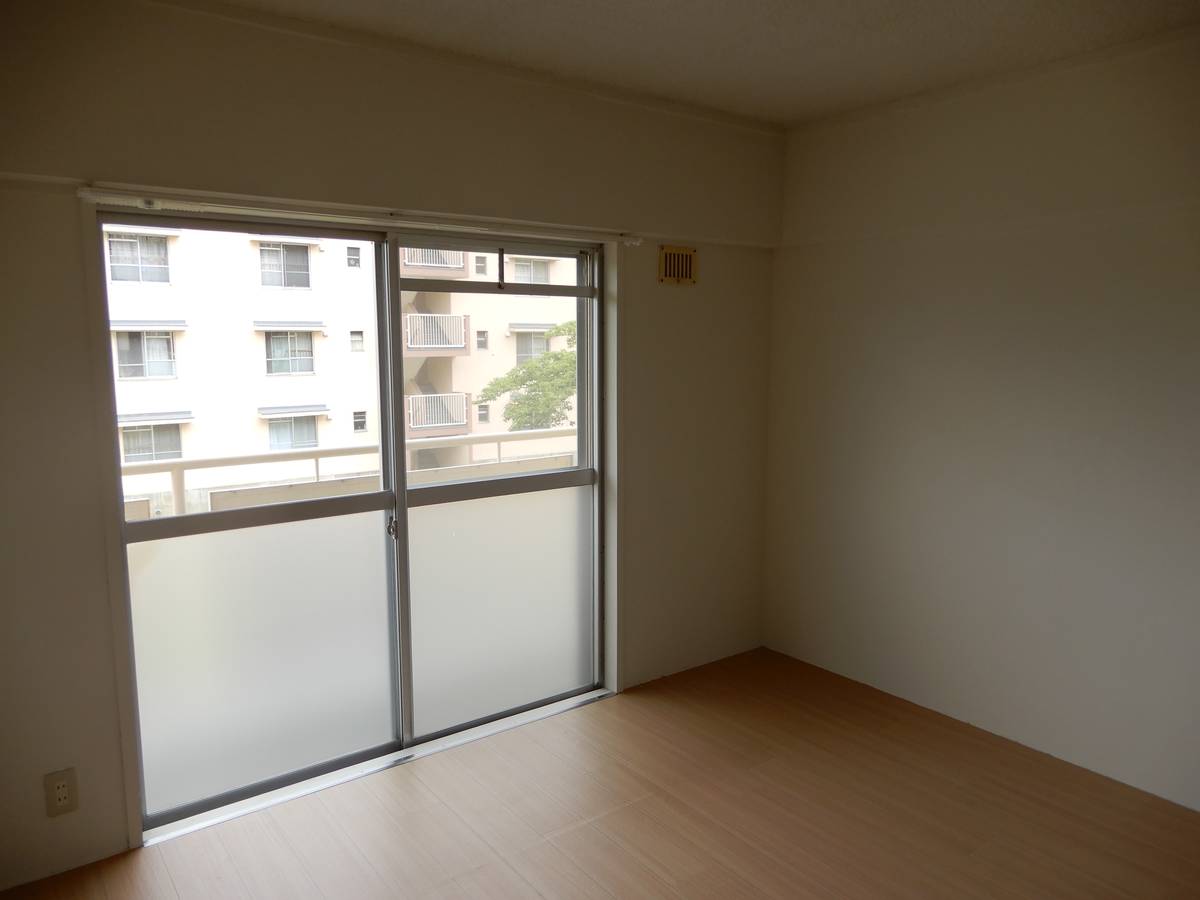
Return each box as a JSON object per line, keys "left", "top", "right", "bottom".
{"left": 406, "top": 391, "right": 471, "bottom": 438}
{"left": 404, "top": 313, "right": 471, "bottom": 357}
{"left": 400, "top": 247, "right": 469, "bottom": 278}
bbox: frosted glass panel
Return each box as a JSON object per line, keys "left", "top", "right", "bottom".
{"left": 409, "top": 487, "right": 593, "bottom": 736}
{"left": 128, "top": 512, "right": 394, "bottom": 815}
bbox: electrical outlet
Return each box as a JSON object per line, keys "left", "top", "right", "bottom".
{"left": 43, "top": 768, "right": 78, "bottom": 817}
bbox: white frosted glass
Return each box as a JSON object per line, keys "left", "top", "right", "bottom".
{"left": 409, "top": 487, "right": 593, "bottom": 736}
{"left": 128, "top": 512, "right": 395, "bottom": 815}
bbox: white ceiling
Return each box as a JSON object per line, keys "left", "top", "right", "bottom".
{"left": 225, "top": 0, "right": 1200, "bottom": 124}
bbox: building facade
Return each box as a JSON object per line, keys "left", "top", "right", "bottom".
{"left": 104, "top": 225, "right": 578, "bottom": 517}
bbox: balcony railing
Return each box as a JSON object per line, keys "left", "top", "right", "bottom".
{"left": 407, "top": 392, "right": 468, "bottom": 429}
{"left": 120, "top": 427, "right": 577, "bottom": 515}
{"left": 404, "top": 248, "right": 464, "bottom": 268}
{"left": 406, "top": 314, "right": 466, "bottom": 349}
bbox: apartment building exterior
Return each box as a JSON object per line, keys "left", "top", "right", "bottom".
{"left": 105, "top": 224, "right": 578, "bottom": 518}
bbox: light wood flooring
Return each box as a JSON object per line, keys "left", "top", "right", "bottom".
{"left": 7, "top": 649, "right": 1200, "bottom": 898}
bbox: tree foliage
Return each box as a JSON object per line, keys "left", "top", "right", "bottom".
{"left": 479, "top": 321, "right": 576, "bottom": 430}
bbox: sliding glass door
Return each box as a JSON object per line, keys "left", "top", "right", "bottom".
{"left": 102, "top": 221, "right": 400, "bottom": 825}
{"left": 396, "top": 243, "right": 599, "bottom": 739}
{"left": 99, "top": 217, "right": 600, "bottom": 828}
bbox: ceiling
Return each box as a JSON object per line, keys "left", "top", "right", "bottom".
{"left": 221, "top": 0, "right": 1200, "bottom": 124}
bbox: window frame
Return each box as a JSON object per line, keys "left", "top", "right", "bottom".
{"left": 121, "top": 423, "right": 183, "bottom": 462}
{"left": 265, "top": 330, "right": 315, "bottom": 374}
{"left": 259, "top": 241, "right": 311, "bottom": 288}
{"left": 108, "top": 232, "right": 171, "bottom": 283}
{"left": 511, "top": 257, "right": 550, "bottom": 284}
{"left": 88, "top": 211, "right": 605, "bottom": 837}
{"left": 514, "top": 330, "right": 549, "bottom": 366}
{"left": 116, "top": 330, "right": 177, "bottom": 379}
{"left": 268, "top": 414, "right": 319, "bottom": 450}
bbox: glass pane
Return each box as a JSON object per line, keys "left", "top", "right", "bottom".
{"left": 139, "top": 235, "right": 168, "bottom": 267}
{"left": 293, "top": 415, "right": 317, "bottom": 446}
{"left": 128, "top": 512, "right": 395, "bottom": 815}
{"left": 153, "top": 424, "right": 181, "bottom": 457}
{"left": 122, "top": 427, "right": 153, "bottom": 461}
{"left": 401, "top": 288, "right": 579, "bottom": 487}
{"left": 110, "top": 264, "right": 141, "bottom": 282}
{"left": 408, "top": 487, "right": 593, "bottom": 736}
{"left": 116, "top": 331, "right": 143, "bottom": 368}
{"left": 104, "top": 224, "right": 383, "bottom": 519}
{"left": 109, "top": 236, "right": 139, "bottom": 265}
{"left": 400, "top": 247, "right": 578, "bottom": 287}
{"left": 268, "top": 418, "right": 291, "bottom": 448}
{"left": 283, "top": 243, "right": 309, "bottom": 270}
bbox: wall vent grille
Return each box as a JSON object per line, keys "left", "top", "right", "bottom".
{"left": 658, "top": 245, "right": 696, "bottom": 285}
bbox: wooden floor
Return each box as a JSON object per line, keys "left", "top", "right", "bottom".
{"left": 8, "top": 649, "right": 1200, "bottom": 899}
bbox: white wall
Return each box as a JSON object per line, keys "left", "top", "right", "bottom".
{"left": 618, "top": 240, "right": 770, "bottom": 688}
{"left": 767, "top": 29, "right": 1200, "bottom": 811}
{"left": 0, "top": 0, "right": 778, "bottom": 888}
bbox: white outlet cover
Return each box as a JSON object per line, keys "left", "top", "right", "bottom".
{"left": 43, "top": 768, "right": 78, "bottom": 817}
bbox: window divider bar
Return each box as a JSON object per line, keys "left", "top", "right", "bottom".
{"left": 406, "top": 467, "right": 596, "bottom": 508}
{"left": 124, "top": 490, "right": 395, "bottom": 543}
{"left": 398, "top": 277, "right": 597, "bottom": 299}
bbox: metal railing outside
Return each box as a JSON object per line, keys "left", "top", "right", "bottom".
{"left": 407, "top": 393, "right": 468, "bottom": 429}
{"left": 120, "top": 428, "right": 577, "bottom": 515}
{"left": 405, "top": 314, "right": 466, "bottom": 348}
{"left": 403, "top": 248, "right": 464, "bottom": 268}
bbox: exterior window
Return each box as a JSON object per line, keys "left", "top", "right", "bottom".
{"left": 513, "top": 258, "right": 549, "bottom": 284}
{"left": 116, "top": 331, "right": 176, "bottom": 378}
{"left": 108, "top": 233, "right": 169, "bottom": 282}
{"left": 477, "top": 403, "right": 490, "bottom": 424}
{"left": 347, "top": 247, "right": 361, "bottom": 268}
{"left": 474, "top": 255, "right": 487, "bottom": 275}
{"left": 476, "top": 330, "right": 488, "bottom": 350}
{"left": 122, "top": 424, "right": 182, "bottom": 462}
{"left": 260, "top": 242, "right": 310, "bottom": 287}
{"left": 266, "top": 331, "right": 314, "bottom": 374}
{"left": 350, "top": 330, "right": 364, "bottom": 352}
{"left": 353, "top": 411, "right": 367, "bottom": 432}
{"left": 515, "top": 331, "right": 548, "bottom": 365}
{"left": 269, "top": 415, "right": 317, "bottom": 450}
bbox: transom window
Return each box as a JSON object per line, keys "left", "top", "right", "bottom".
{"left": 268, "top": 415, "right": 318, "bottom": 449}
{"left": 266, "top": 331, "right": 314, "bottom": 374}
{"left": 116, "top": 331, "right": 176, "bottom": 378}
{"left": 260, "top": 242, "right": 310, "bottom": 288}
{"left": 515, "top": 331, "right": 548, "bottom": 365}
{"left": 122, "top": 424, "right": 182, "bottom": 462}
{"left": 109, "top": 233, "right": 169, "bottom": 282}
{"left": 512, "top": 258, "right": 549, "bottom": 284}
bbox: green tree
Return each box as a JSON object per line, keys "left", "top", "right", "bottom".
{"left": 479, "top": 321, "right": 576, "bottom": 430}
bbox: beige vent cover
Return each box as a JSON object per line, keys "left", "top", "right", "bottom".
{"left": 658, "top": 245, "right": 696, "bottom": 285}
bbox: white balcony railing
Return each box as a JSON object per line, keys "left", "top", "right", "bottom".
{"left": 403, "top": 248, "right": 464, "bottom": 268}
{"left": 407, "top": 392, "right": 468, "bottom": 429}
{"left": 120, "top": 427, "right": 576, "bottom": 516}
{"left": 406, "top": 314, "right": 466, "bottom": 349}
